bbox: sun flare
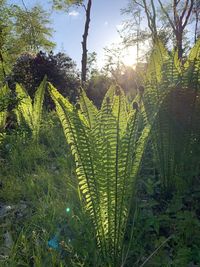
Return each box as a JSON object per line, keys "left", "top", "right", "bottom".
{"left": 121, "top": 46, "right": 138, "bottom": 67}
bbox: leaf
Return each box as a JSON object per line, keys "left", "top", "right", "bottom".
{"left": 0, "top": 85, "right": 10, "bottom": 131}
{"left": 32, "top": 77, "right": 47, "bottom": 140}
{"left": 146, "top": 39, "right": 169, "bottom": 83}
{"left": 15, "top": 83, "right": 33, "bottom": 129}
{"left": 79, "top": 88, "right": 98, "bottom": 129}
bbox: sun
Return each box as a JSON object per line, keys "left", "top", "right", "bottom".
{"left": 121, "top": 46, "right": 138, "bottom": 67}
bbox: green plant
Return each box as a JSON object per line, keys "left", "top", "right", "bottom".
{"left": 143, "top": 39, "right": 200, "bottom": 192}
{"left": 0, "top": 84, "right": 10, "bottom": 131}
{"left": 15, "top": 77, "right": 46, "bottom": 141}
{"left": 48, "top": 81, "right": 160, "bottom": 266}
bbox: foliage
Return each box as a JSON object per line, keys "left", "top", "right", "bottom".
{"left": 1, "top": 38, "right": 200, "bottom": 267}
{"left": 103, "top": 44, "right": 140, "bottom": 97}
{"left": 0, "top": 84, "right": 10, "bottom": 131}
{"left": 52, "top": 0, "right": 83, "bottom": 10}
{"left": 12, "top": 4, "right": 55, "bottom": 53}
{"left": 86, "top": 67, "right": 138, "bottom": 108}
{"left": 121, "top": 0, "right": 195, "bottom": 61}
{"left": 0, "top": 113, "right": 83, "bottom": 266}
{"left": 15, "top": 78, "right": 46, "bottom": 141}
{"left": 86, "top": 72, "right": 113, "bottom": 108}
{"left": 125, "top": 164, "right": 200, "bottom": 266}
{"left": 9, "top": 51, "right": 80, "bottom": 107}
{"left": 48, "top": 80, "right": 162, "bottom": 266}
{"left": 144, "top": 38, "right": 200, "bottom": 192}
{"left": 0, "top": 1, "right": 55, "bottom": 81}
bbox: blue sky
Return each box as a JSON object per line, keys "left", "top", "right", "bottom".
{"left": 53, "top": 0, "right": 129, "bottom": 68}
{"left": 9, "top": 0, "right": 130, "bottom": 69}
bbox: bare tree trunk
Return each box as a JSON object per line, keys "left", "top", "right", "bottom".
{"left": 81, "top": 0, "right": 92, "bottom": 86}
{"left": 194, "top": 0, "right": 200, "bottom": 42}
{"left": 176, "top": 32, "right": 183, "bottom": 59}
{"left": 158, "top": 0, "right": 194, "bottom": 60}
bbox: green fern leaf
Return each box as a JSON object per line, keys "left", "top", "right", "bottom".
{"left": 79, "top": 89, "right": 98, "bottom": 129}
{"left": 15, "top": 83, "right": 33, "bottom": 129}
{"left": 32, "top": 77, "right": 47, "bottom": 140}
{"left": 0, "top": 85, "right": 10, "bottom": 131}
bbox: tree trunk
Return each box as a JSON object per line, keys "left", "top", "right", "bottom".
{"left": 81, "top": 0, "right": 92, "bottom": 86}
{"left": 176, "top": 32, "right": 183, "bottom": 60}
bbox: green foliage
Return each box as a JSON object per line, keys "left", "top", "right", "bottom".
{"left": 1, "top": 38, "right": 200, "bottom": 267}
{"left": 9, "top": 51, "right": 79, "bottom": 107}
{"left": 0, "top": 1, "right": 55, "bottom": 81}
{"left": 86, "top": 73, "right": 113, "bottom": 108}
{"left": 52, "top": 0, "right": 83, "bottom": 10}
{"left": 12, "top": 5, "right": 55, "bottom": 52}
{"left": 48, "top": 82, "right": 158, "bottom": 266}
{"left": 15, "top": 78, "right": 46, "bottom": 141}
{"left": 0, "top": 84, "right": 10, "bottom": 131}
{"left": 144, "top": 38, "right": 200, "bottom": 192}
{"left": 0, "top": 112, "right": 105, "bottom": 267}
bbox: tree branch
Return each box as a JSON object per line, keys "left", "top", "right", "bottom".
{"left": 173, "top": 0, "right": 180, "bottom": 28}
{"left": 182, "top": 0, "right": 194, "bottom": 29}
{"left": 158, "top": 0, "right": 176, "bottom": 33}
{"left": 142, "top": 0, "right": 154, "bottom": 36}
{"left": 180, "top": 0, "right": 189, "bottom": 23}
{"left": 134, "top": 0, "right": 145, "bottom": 9}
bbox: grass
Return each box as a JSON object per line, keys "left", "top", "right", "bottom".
{"left": 0, "top": 112, "right": 99, "bottom": 267}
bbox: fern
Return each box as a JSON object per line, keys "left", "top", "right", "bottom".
{"left": 48, "top": 82, "right": 160, "bottom": 266}
{"left": 48, "top": 39, "right": 200, "bottom": 264}
{"left": 15, "top": 84, "right": 33, "bottom": 129}
{"left": 15, "top": 77, "right": 46, "bottom": 141}
{"left": 144, "top": 39, "right": 200, "bottom": 191}
{"left": 0, "top": 84, "right": 10, "bottom": 131}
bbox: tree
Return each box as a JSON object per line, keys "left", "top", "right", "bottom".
{"left": 52, "top": 0, "right": 92, "bottom": 85}
{"left": 158, "top": 0, "right": 194, "bottom": 59}
{"left": 122, "top": 0, "right": 196, "bottom": 60}
{"left": 193, "top": 0, "right": 200, "bottom": 42}
{"left": 0, "top": 1, "right": 55, "bottom": 84}
{"left": 0, "top": 0, "right": 15, "bottom": 81}
{"left": 8, "top": 51, "right": 80, "bottom": 108}
{"left": 87, "top": 52, "right": 98, "bottom": 77}
{"left": 81, "top": 0, "right": 92, "bottom": 85}
{"left": 103, "top": 43, "right": 139, "bottom": 98}
{"left": 13, "top": 4, "right": 55, "bottom": 52}
{"left": 87, "top": 72, "right": 112, "bottom": 108}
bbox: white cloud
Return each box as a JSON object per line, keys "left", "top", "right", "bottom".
{"left": 69, "top": 10, "right": 79, "bottom": 17}
{"left": 104, "top": 21, "right": 108, "bottom": 26}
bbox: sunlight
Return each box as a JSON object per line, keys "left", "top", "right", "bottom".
{"left": 121, "top": 46, "right": 138, "bottom": 67}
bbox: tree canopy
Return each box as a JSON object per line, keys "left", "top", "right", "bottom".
{"left": 0, "top": 0, "right": 55, "bottom": 83}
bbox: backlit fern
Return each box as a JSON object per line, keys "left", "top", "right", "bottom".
{"left": 15, "top": 77, "right": 46, "bottom": 141}
{"left": 0, "top": 84, "right": 10, "bottom": 142}
{"left": 48, "top": 82, "right": 158, "bottom": 266}
{"left": 48, "top": 39, "right": 200, "bottom": 265}
{"left": 143, "top": 39, "right": 200, "bottom": 192}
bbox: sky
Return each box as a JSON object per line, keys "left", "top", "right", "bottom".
{"left": 9, "top": 0, "right": 134, "bottom": 69}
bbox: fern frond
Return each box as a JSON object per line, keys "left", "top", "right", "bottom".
{"left": 0, "top": 85, "right": 10, "bottom": 131}
{"left": 146, "top": 39, "right": 169, "bottom": 83}
{"left": 95, "top": 96, "right": 118, "bottom": 258}
{"left": 184, "top": 38, "right": 200, "bottom": 69}
{"left": 112, "top": 86, "right": 128, "bottom": 136}
{"left": 48, "top": 83, "right": 107, "bottom": 255}
{"left": 32, "top": 77, "right": 47, "bottom": 140}
{"left": 101, "top": 84, "right": 116, "bottom": 109}
{"left": 79, "top": 88, "right": 98, "bottom": 129}
{"left": 15, "top": 83, "right": 33, "bottom": 129}
{"left": 15, "top": 79, "right": 46, "bottom": 141}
